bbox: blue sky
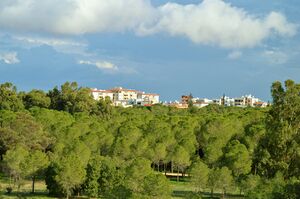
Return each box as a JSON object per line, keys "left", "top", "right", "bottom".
{"left": 0, "top": 0, "right": 299, "bottom": 101}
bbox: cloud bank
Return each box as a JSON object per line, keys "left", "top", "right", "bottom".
{"left": 0, "top": 0, "right": 297, "bottom": 48}
{"left": 139, "top": 1, "right": 297, "bottom": 48}
{"left": 0, "top": 52, "right": 20, "bottom": 64}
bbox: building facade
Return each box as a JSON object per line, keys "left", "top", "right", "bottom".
{"left": 91, "top": 87, "right": 159, "bottom": 107}
{"left": 175, "top": 93, "right": 267, "bottom": 108}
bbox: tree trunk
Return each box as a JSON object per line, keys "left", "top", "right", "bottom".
{"left": 222, "top": 188, "right": 226, "bottom": 199}
{"left": 171, "top": 161, "right": 173, "bottom": 173}
{"left": 211, "top": 188, "right": 214, "bottom": 198}
{"left": 32, "top": 176, "right": 35, "bottom": 193}
{"left": 177, "top": 166, "right": 179, "bottom": 182}
{"left": 158, "top": 163, "right": 160, "bottom": 172}
{"left": 164, "top": 163, "right": 166, "bottom": 176}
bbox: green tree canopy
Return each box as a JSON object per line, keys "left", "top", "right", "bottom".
{"left": 0, "top": 82, "right": 24, "bottom": 111}
{"left": 224, "top": 140, "right": 252, "bottom": 177}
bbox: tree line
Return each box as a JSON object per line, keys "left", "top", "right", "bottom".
{"left": 0, "top": 80, "right": 299, "bottom": 198}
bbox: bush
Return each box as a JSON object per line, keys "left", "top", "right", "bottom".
{"left": 6, "top": 186, "right": 12, "bottom": 194}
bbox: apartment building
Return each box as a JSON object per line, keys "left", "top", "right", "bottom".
{"left": 91, "top": 89, "right": 113, "bottom": 101}
{"left": 91, "top": 87, "right": 159, "bottom": 107}
{"left": 177, "top": 93, "right": 266, "bottom": 108}
{"left": 234, "top": 95, "right": 260, "bottom": 107}
{"left": 181, "top": 95, "right": 192, "bottom": 104}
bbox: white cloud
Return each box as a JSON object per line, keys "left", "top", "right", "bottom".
{"left": 0, "top": 0, "right": 154, "bottom": 34}
{"left": 13, "top": 36, "right": 88, "bottom": 55}
{"left": 0, "top": 0, "right": 297, "bottom": 48}
{"left": 139, "top": 1, "right": 297, "bottom": 48}
{"left": 79, "top": 60, "right": 119, "bottom": 71}
{"left": 228, "top": 51, "right": 242, "bottom": 59}
{"left": 262, "top": 49, "right": 288, "bottom": 65}
{"left": 0, "top": 52, "right": 20, "bottom": 64}
{"left": 14, "top": 36, "right": 85, "bottom": 47}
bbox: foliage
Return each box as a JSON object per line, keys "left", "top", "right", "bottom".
{"left": 255, "top": 80, "right": 300, "bottom": 178}
{"left": 0, "top": 82, "right": 24, "bottom": 111}
{"left": 21, "top": 150, "right": 49, "bottom": 193}
{"left": 189, "top": 159, "right": 209, "bottom": 193}
{"left": 54, "top": 154, "right": 86, "bottom": 198}
{"left": 224, "top": 140, "right": 252, "bottom": 177}
{"left": 0, "top": 80, "right": 299, "bottom": 198}
{"left": 22, "top": 90, "right": 51, "bottom": 109}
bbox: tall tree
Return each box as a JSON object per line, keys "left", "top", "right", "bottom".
{"left": 0, "top": 82, "right": 24, "bottom": 111}
{"left": 54, "top": 154, "right": 86, "bottom": 199}
{"left": 256, "top": 80, "right": 300, "bottom": 178}
{"left": 173, "top": 146, "right": 191, "bottom": 182}
{"left": 189, "top": 159, "right": 210, "bottom": 194}
{"left": 21, "top": 150, "right": 49, "bottom": 193}
{"left": 48, "top": 82, "right": 96, "bottom": 114}
{"left": 22, "top": 90, "right": 51, "bottom": 109}
{"left": 3, "top": 146, "right": 29, "bottom": 188}
{"left": 208, "top": 167, "right": 233, "bottom": 198}
{"left": 224, "top": 140, "right": 252, "bottom": 177}
{"left": 143, "top": 173, "right": 171, "bottom": 198}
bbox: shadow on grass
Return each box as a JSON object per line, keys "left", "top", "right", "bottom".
{"left": 172, "top": 190, "right": 192, "bottom": 198}
{"left": 0, "top": 191, "right": 52, "bottom": 199}
{"left": 0, "top": 192, "right": 90, "bottom": 199}
{"left": 172, "top": 190, "right": 244, "bottom": 199}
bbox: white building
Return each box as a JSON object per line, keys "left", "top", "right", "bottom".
{"left": 137, "top": 92, "right": 160, "bottom": 105}
{"left": 91, "top": 87, "right": 159, "bottom": 107}
{"left": 244, "top": 95, "right": 260, "bottom": 107}
{"left": 178, "top": 93, "right": 267, "bottom": 109}
{"left": 193, "top": 98, "right": 213, "bottom": 108}
{"left": 91, "top": 89, "right": 113, "bottom": 101}
{"left": 234, "top": 95, "right": 260, "bottom": 107}
{"left": 221, "top": 96, "right": 235, "bottom": 106}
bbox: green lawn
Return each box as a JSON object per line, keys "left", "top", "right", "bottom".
{"left": 0, "top": 173, "right": 53, "bottom": 199}
{"left": 0, "top": 174, "right": 244, "bottom": 199}
{"left": 169, "top": 178, "right": 244, "bottom": 199}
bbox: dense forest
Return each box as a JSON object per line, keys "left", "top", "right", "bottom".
{"left": 0, "top": 80, "right": 300, "bottom": 199}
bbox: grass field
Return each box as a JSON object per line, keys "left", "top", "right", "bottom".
{"left": 0, "top": 173, "right": 52, "bottom": 199}
{"left": 170, "top": 178, "right": 244, "bottom": 199}
{"left": 169, "top": 178, "right": 244, "bottom": 199}
{"left": 0, "top": 174, "right": 244, "bottom": 199}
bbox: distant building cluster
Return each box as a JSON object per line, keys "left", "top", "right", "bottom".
{"left": 91, "top": 87, "right": 160, "bottom": 107}
{"left": 165, "top": 94, "right": 268, "bottom": 108}
{"left": 91, "top": 86, "right": 268, "bottom": 109}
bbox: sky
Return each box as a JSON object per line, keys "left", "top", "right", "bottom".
{"left": 0, "top": 0, "right": 299, "bottom": 101}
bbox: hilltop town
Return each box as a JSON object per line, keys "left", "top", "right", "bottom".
{"left": 91, "top": 87, "right": 268, "bottom": 108}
